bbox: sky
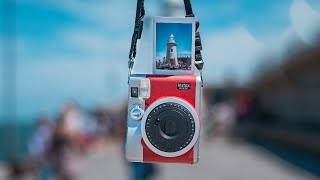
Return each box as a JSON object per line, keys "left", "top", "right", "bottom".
{"left": 156, "top": 22, "right": 192, "bottom": 59}
{"left": 0, "top": 0, "right": 320, "bottom": 119}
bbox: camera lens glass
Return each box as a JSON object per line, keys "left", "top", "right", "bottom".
{"left": 145, "top": 102, "right": 196, "bottom": 152}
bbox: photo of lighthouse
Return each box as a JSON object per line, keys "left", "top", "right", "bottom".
{"left": 153, "top": 17, "right": 195, "bottom": 75}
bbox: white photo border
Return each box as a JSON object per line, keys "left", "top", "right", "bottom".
{"left": 153, "top": 17, "right": 196, "bottom": 75}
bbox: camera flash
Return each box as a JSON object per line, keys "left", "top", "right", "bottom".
{"left": 139, "top": 78, "right": 151, "bottom": 100}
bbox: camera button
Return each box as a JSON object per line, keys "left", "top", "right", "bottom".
{"left": 131, "top": 87, "right": 139, "bottom": 98}
{"left": 130, "top": 106, "right": 144, "bottom": 121}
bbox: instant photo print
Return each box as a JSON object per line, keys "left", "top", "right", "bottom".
{"left": 153, "top": 17, "right": 196, "bottom": 75}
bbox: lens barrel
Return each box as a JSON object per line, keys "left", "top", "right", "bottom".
{"left": 145, "top": 102, "right": 196, "bottom": 153}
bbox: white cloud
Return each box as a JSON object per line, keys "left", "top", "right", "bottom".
{"left": 307, "top": 0, "right": 320, "bottom": 12}
{"left": 251, "top": 4, "right": 291, "bottom": 45}
{"left": 59, "top": 1, "right": 134, "bottom": 28}
{"left": 132, "top": 23, "right": 154, "bottom": 74}
{"left": 59, "top": 28, "right": 131, "bottom": 60}
{"left": 278, "top": 26, "right": 311, "bottom": 58}
{"left": 25, "top": 0, "right": 160, "bottom": 30}
{"left": 6, "top": 0, "right": 156, "bottom": 116}
{"left": 12, "top": 26, "right": 132, "bottom": 116}
{"left": 202, "top": 26, "right": 265, "bottom": 86}
{"left": 196, "top": 2, "right": 241, "bottom": 22}
{"left": 257, "top": 0, "right": 320, "bottom": 62}
{"left": 290, "top": 0, "right": 320, "bottom": 45}
{"left": 17, "top": 56, "right": 128, "bottom": 116}
{"left": 246, "top": 0, "right": 320, "bottom": 71}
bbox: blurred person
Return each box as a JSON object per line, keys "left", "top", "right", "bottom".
{"left": 62, "top": 102, "right": 90, "bottom": 150}
{"left": 61, "top": 102, "right": 83, "bottom": 138}
{"left": 236, "top": 90, "right": 253, "bottom": 123}
{"left": 48, "top": 103, "right": 85, "bottom": 180}
{"left": 94, "top": 111, "right": 112, "bottom": 138}
{"left": 28, "top": 115, "right": 54, "bottom": 180}
{"left": 130, "top": 162, "right": 158, "bottom": 180}
{"left": 90, "top": 108, "right": 118, "bottom": 154}
{"left": 211, "top": 101, "right": 236, "bottom": 136}
{"left": 6, "top": 159, "right": 31, "bottom": 180}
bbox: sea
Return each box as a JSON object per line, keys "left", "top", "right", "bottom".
{"left": 0, "top": 120, "right": 36, "bottom": 162}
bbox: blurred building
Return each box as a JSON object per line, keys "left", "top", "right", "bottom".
{"left": 251, "top": 44, "right": 320, "bottom": 125}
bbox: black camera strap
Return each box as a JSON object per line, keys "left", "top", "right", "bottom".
{"left": 128, "top": 0, "right": 204, "bottom": 86}
{"left": 128, "top": 0, "right": 145, "bottom": 82}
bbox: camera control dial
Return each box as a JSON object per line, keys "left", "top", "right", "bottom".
{"left": 130, "top": 106, "right": 144, "bottom": 121}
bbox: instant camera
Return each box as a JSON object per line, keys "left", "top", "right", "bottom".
{"left": 126, "top": 0, "right": 204, "bottom": 164}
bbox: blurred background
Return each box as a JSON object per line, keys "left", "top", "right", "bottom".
{"left": 1, "top": 0, "right": 320, "bottom": 179}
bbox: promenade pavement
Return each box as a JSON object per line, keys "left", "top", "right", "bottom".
{"left": 78, "top": 138, "right": 318, "bottom": 180}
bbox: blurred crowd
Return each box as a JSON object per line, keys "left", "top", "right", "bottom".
{"left": 5, "top": 90, "right": 261, "bottom": 180}
{"left": 3, "top": 101, "right": 159, "bottom": 180}
{"left": 6, "top": 102, "right": 92, "bottom": 179}
{"left": 204, "top": 88, "right": 259, "bottom": 138}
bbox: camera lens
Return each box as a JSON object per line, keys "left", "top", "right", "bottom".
{"left": 145, "top": 102, "right": 196, "bottom": 153}
{"left": 160, "top": 118, "right": 177, "bottom": 138}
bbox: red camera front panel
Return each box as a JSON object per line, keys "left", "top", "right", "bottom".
{"left": 142, "top": 75, "right": 198, "bottom": 164}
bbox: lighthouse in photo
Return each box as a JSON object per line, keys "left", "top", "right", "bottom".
{"left": 166, "top": 34, "right": 178, "bottom": 68}
{"left": 154, "top": 17, "right": 195, "bottom": 74}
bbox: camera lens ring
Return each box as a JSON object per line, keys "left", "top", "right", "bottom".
{"left": 141, "top": 97, "right": 200, "bottom": 157}
{"left": 145, "top": 103, "right": 195, "bottom": 152}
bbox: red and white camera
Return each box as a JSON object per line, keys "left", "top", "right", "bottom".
{"left": 125, "top": 75, "right": 201, "bottom": 164}
{"left": 126, "top": 1, "right": 203, "bottom": 164}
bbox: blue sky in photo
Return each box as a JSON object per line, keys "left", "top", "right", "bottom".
{"left": 0, "top": 0, "right": 320, "bottom": 119}
{"left": 156, "top": 23, "right": 192, "bottom": 59}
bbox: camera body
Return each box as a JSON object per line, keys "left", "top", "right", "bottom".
{"left": 126, "top": 74, "right": 201, "bottom": 164}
